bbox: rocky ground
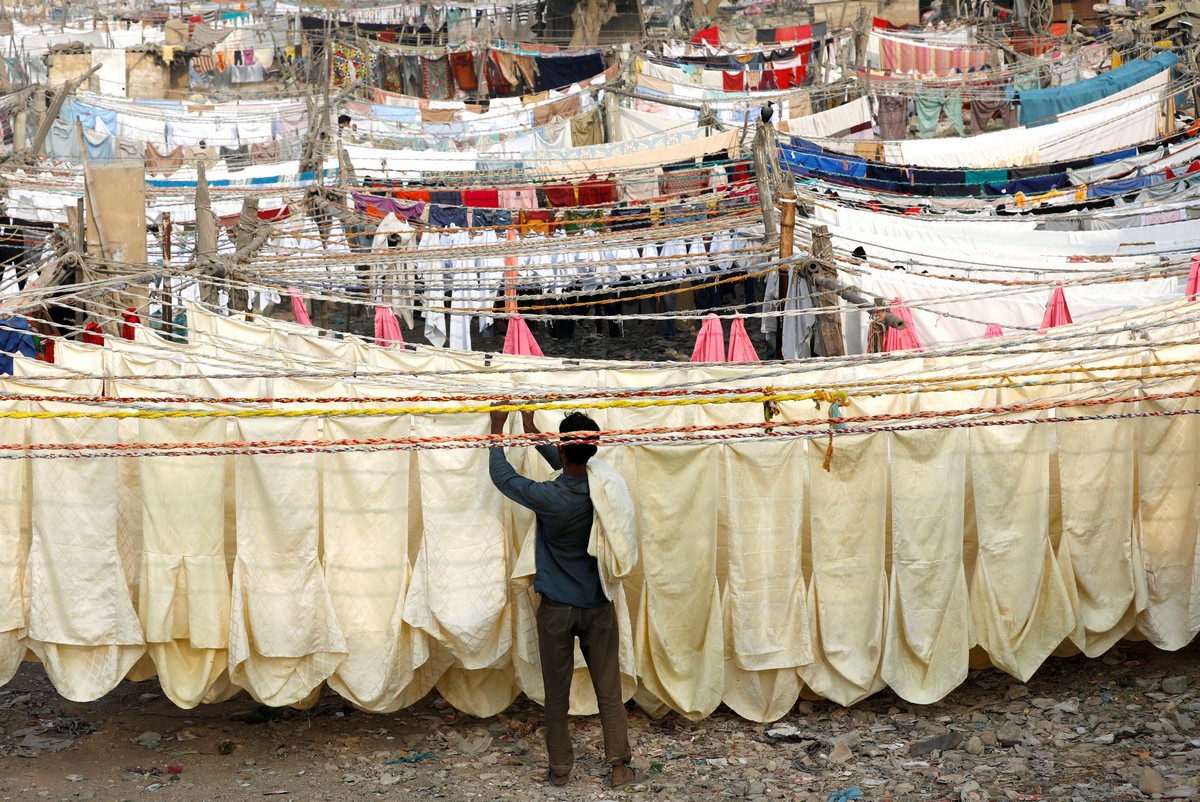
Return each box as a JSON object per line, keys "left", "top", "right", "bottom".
{"left": 0, "top": 639, "right": 1196, "bottom": 802}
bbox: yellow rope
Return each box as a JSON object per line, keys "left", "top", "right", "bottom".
{"left": 0, "top": 390, "right": 837, "bottom": 420}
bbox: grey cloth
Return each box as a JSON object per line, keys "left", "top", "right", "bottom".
{"left": 877, "top": 95, "right": 909, "bottom": 141}
{"left": 781, "top": 273, "right": 817, "bottom": 359}
{"left": 489, "top": 446, "right": 606, "bottom": 608}
{"left": 969, "top": 92, "right": 1017, "bottom": 135}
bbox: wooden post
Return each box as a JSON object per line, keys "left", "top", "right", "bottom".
{"left": 807, "top": 225, "right": 845, "bottom": 357}
{"left": 65, "top": 201, "right": 84, "bottom": 330}
{"left": 776, "top": 192, "right": 795, "bottom": 358}
{"left": 161, "top": 212, "right": 173, "bottom": 338}
{"left": 194, "top": 162, "right": 220, "bottom": 306}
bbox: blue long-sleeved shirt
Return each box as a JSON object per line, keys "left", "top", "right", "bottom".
{"left": 489, "top": 445, "right": 607, "bottom": 608}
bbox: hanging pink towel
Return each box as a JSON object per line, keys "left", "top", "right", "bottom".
{"left": 882, "top": 297, "right": 922, "bottom": 352}
{"left": 690, "top": 314, "right": 726, "bottom": 362}
{"left": 1186, "top": 254, "right": 1199, "bottom": 302}
{"left": 726, "top": 316, "right": 759, "bottom": 362}
{"left": 1038, "top": 281, "right": 1073, "bottom": 333}
{"left": 502, "top": 316, "right": 544, "bottom": 357}
{"left": 374, "top": 306, "right": 405, "bottom": 347}
{"left": 983, "top": 323, "right": 1004, "bottom": 339}
{"left": 289, "top": 287, "right": 312, "bottom": 326}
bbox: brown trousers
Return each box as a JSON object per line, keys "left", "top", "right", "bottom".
{"left": 536, "top": 597, "right": 631, "bottom": 776}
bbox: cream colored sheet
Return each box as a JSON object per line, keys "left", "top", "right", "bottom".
{"left": 969, "top": 418, "right": 1074, "bottom": 681}
{"left": 884, "top": 427, "right": 971, "bottom": 703}
{"left": 718, "top": 439, "right": 810, "bottom": 723}
{"left": 800, "top": 434, "right": 889, "bottom": 706}
{"left": 136, "top": 416, "right": 230, "bottom": 708}
{"left": 229, "top": 417, "right": 347, "bottom": 706}
{"left": 404, "top": 413, "right": 517, "bottom": 718}
{"left": 1056, "top": 398, "right": 1146, "bottom": 657}
{"left": 323, "top": 416, "right": 449, "bottom": 712}
{"left": 1135, "top": 370, "right": 1200, "bottom": 650}
{"left": 630, "top": 443, "right": 724, "bottom": 720}
{"left": 0, "top": 392, "right": 28, "bottom": 683}
{"left": 25, "top": 404, "right": 146, "bottom": 701}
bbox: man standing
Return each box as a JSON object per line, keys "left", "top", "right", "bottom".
{"left": 488, "top": 408, "right": 645, "bottom": 790}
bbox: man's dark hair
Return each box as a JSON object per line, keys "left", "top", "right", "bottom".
{"left": 337, "top": 114, "right": 352, "bottom": 128}
{"left": 559, "top": 412, "right": 600, "bottom": 464}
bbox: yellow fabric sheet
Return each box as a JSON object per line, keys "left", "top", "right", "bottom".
{"left": 631, "top": 443, "right": 724, "bottom": 720}
{"left": 884, "top": 428, "right": 971, "bottom": 703}
{"left": 718, "top": 440, "right": 810, "bottom": 722}
{"left": 229, "top": 417, "right": 348, "bottom": 706}
{"left": 969, "top": 417, "right": 1074, "bottom": 681}
{"left": 137, "top": 416, "right": 231, "bottom": 708}
{"left": 323, "top": 416, "right": 449, "bottom": 712}
{"left": 405, "top": 413, "right": 517, "bottom": 718}
{"left": 1056, "top": 395, "right": 1146, "bottom": 657}
{"left": 800, "top": 434, "right": 888, "bottom": 706}
{"left": 25, "top": 403, "right": 145, "bottom": 701}
{"left": 1135, "top": 367, "right": 1200, "bottom": 650}
{"left": 0, "top": 392, "right": 28, "bottom": 685}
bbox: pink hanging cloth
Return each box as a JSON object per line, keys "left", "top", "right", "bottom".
{"left": 690, "top": 314, "right": 726, "bottom": 362}
{"left": 1038, "top": 281, "right": 1073, "bottom": 333}
{"left": 1186, "top": 254, "right": 1200, "bottom": 302}
{"left": 882, "top": 297, "right": 922, "bottom": 352}
{"left": 374, "top": 306, "right": 405, "bottom": 347}
{"left": 726, "top": 315, "right": 760, "bottom": 362}
{"left": 289, "top": 287, "right": 312, "bottom": 326}
{"left": 983, "top": 323, "right": 1004, "bottom": 339}
{"left": 502, "top": 316, "right": 544, "bottom": 357}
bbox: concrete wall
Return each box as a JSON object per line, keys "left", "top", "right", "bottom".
{"left": 126, "top": 52, "right": 167, "bottom": 99}
{"left": 46, "top": 52, "right": 91, "bottom": 90}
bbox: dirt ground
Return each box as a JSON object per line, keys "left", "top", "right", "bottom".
{"left": 0, "top": 639, "right": 1196, "bottom": 802}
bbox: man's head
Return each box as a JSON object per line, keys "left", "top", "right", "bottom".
{"left": 558, "top": 412, "right": 600, "bottom": 465}
{"left": 337, "top": 114, "right": 352, "bottom": 129}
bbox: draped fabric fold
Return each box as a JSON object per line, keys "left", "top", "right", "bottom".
{"left": 25, "top": 409, "right": 146, "bottom": 701}
{"left": 719, "top": 441, "right": 811, "bottom": 722}
{"left": 229, "top": 417, "right": 348, "bottom": 706}
{"left": 968, "top": 419, "right": 1074, "bottom": 681}
{"left": 799, "top": 435, "right": 888, "bottom": 705}
{"left": 632, "top": 444, "right": 724, "bottom": 720}
{"left": 323, "top": 416, "right": 449, "bottom": 712}
{"left": 137, "top": 417, "right": 230, "bottom": 708}
{"left": 405, "top": 413, "right": 517, "bottom": 717}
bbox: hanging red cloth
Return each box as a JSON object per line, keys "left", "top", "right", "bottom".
{"left": 121, "top": 307, "right": 139, "bottom": 340}
{"left": 82, "top": 321, "right": 105, "bottom": 345}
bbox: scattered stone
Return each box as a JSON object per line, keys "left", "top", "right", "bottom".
{"left": 910, "top": 731, "right": 964, "bottom": 756}
{"left": 65, "top": 774, "right": 84, "bottom": 782}
{"left": 966, "top": 736, "right": 984, "bottom": 755}
{"left": 1005, "top": 685, "right": 1030, "bottom": 701}
{"left": 1138, "top": 767, "right": 1165, "bottom": 796}
{"left": 827, "top": 742, "right": 854, "bottom": 764}
{"left": 960, "top": 780, "right": 989, "bottom": 802}
{"left": 133, "top": 732, "right": 161, "bottom": 749}
{"left": 1162, "top": 676, "right": 1189, "bottom": 695}
{"left": 996, "top": 725, "right": 1025, "bottom": 747}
